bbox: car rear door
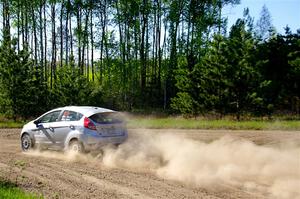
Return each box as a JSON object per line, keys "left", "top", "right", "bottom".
{"left": 51, "top": 110, "right": 83, "bottom": 146}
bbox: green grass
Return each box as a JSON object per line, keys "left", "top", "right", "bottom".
{"left": 0, "top": 121, "right": 26, "bottom": 128}
{"left": 0, "top": 180, "right": 41, "bottom": 199}
{"left": 0, "top": 116, "right": 299, "bottom": 130}
{"left": 127, "top": 117, "right": 300, "bottom": 130}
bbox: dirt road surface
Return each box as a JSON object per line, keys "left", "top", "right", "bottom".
{"left": 0, "top": 129, "right": 299, "bottom": 199}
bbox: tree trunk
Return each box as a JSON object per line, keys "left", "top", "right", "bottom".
{"left": 39, "top": 0, "right": 44, "bottom": 80}
{"left": 82, "top": 7, "right": 89, "bottom": 74}
{"left": 32, "top": 6, "right": 38, "bottom": 69}
{"left": 140, "top": 0, "right": 148, "bottom": 95}
{"left": 60, "top": 0, "right": 64, "bottom": 67}
{"left": 44, "top": 0, "right": 47, "bottom": 83}
{"left": 90, "top": 3, "right": 94, "bottom": 81}
{"left": 69, "top": 7, "right": 73, "bottom": 66}
{"left": 2, "top": 0, "right": 10, "bottom": 42}
{"left": 17, "top": 0, "right": 20, "bottom": 52}
{"left": 76, "top": 1, "right": 82, "bottom": 72}
{"left": 25, "top": 4, "right": 29, "bottom": 48}
{"left": 99, "top": 0, "right": 106, "bottom": 83}
{"left": 65, "top": 0, "right": 70, "bottom": 66}
{"left": 157, "top": 0, "right": 162, "bottom": 92}
{"left": 21, "top": 6, "right": 25, "bottom": 48}
{"left": 103, "top": 2, "right": 110, "bottom": 85}
{"left": 51, "top": 3, "right": 57, "bottom": 88}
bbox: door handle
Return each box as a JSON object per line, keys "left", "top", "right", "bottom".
{"left": 49, "top": 127, "right": 54, "bottom": 132}
{"left": 69, "top": 125, "right": 75, "bottom": 130}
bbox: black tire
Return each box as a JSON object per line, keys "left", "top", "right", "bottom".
{"left": 21, "top": 134, "right": 33, "bottom": 152}
{"left": 68, "top": 140, "right": 84, "bottom": 153}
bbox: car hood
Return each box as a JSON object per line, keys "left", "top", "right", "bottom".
{"left": 22, "top": 120, "right": 36, "bottom": 131}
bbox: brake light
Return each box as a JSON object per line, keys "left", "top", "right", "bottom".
{"left": 84, "top": 117, "right": 96, "bottom": 130}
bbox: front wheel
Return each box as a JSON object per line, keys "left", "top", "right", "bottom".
{"left": 21, "top": 134, "right": 33, "bottom": 152}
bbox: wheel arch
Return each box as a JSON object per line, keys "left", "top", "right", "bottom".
{"left": 64, "top": 131, "right": 82, "bottom": 146}
{"left": 20, "top": 132, "right": 35, "bottom": 151}
{"left": 68, "top": 137, "right": 79, "bottom": 145}
{"left": 21, "top": 132, "right": 35, "bottom": 146}
{"left": 66, "top": 137, "right": 85, "bottom": 153}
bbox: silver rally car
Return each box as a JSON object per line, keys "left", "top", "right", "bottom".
{"left": 20, "top": 106, "right": 128, "bottom": 152}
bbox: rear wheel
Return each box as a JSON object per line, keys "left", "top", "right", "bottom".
{"left": 21, "top": 134, "right": 33, "bottom": 152}
{"left": 68, "top": 140, "right": 84, "bottom": 153}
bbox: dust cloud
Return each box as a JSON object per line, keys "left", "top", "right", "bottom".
{"left": 102, "top": 132, "right": 300, "bottom": 199}
{"left": 27, "top": 149, "right": 101, "bottom": 163}
{"left": 26, "top": 132, "right": 300, "bottom": 198}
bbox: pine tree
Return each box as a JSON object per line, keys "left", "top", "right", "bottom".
{"left": 255, "top": 5, "right": 275, "bottom": 41}
{"left": 0, "top": 38, "right": 45, "bottom": 119}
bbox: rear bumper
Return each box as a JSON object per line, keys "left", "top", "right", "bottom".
{"left": 80, "top": 130, "right": 128, "bottom": 151}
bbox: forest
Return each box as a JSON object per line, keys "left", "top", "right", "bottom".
{"left": 0, "top": 0, "right": 299, "bottom": 120}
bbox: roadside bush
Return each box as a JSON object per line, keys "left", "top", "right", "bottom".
{"left": 50, "top": 66, "right": 95, "bottom": 107}
{"left": 171, "top": 92, "right": 196, "bottom": 115}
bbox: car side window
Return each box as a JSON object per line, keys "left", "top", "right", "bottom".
{"left": 60, "top": 110, "right": 83, "bottom": 121}
{"left": 39, "top": 111, "right": 61, "bottom": 123}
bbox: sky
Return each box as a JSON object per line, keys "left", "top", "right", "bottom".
{"left": 224, "top": 0, "right": 300, "bottom": 33}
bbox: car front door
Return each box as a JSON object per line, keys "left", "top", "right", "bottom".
{"left": 35, "top": 110, "right": 62, "bottom": 146}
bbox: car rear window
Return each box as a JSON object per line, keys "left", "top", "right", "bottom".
{"left": 90, "top": 112, "right": 123, "bottom": 124}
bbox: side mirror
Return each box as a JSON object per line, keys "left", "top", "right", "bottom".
{"left": 33, "top": 120, "right": 41, "bottom": 126}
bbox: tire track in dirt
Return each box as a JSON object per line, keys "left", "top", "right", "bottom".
{"left": 1, "top": 129, "right": 300, "bottom": 198}
{"left": 1, "top": 143, "right": 222, "bottom": 198}
{"left": 37, "top": 158, "right": 217, "bottom": 199}
{"left": 32, "top": 160, "right": 155, "bottom": 199}
{"left": 0, "top": 157, "right": 88, "bottom": 198}
{"left": 3, "top": 148, "right": 214, "bottom": 199}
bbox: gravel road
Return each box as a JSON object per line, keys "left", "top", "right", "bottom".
{"left": 0, "top": 129, "right": 299, "bottom": 199}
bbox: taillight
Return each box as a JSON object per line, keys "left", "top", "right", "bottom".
{"left": 84, "top": 117, "right": 96, "bottom": 130}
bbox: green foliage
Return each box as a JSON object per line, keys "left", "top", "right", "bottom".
{"left": 256, "top": 29, "right": 300, "bottom": 114}
{"left": 0, "top": 178, "right": 42, "bottom": 199}
{"left": 127, "top": 117, "right": 300, "bottom": 130}
{"left": 223, "top": 18, "right": 261, "bottom": 118}
{"left": 49, "top": 66, "right": 95, "bottom": 107}
{"left": 173, "top": 17, "right": 259, "bottom": 117}
{"left": 171, "top": 15, "right": 286, "bottom": 119}
{"left": 171, "top": 92, "right": 195, "bottom": 115}
{"left": 0, "top": 120, "right": 26, "bottom": 128}
{"left": 0, "top": 1, "right": 299, "bottom": 119}
{"left": 192, "top": 34, "right": 230, "bottom": 114}
{"left": 0, "top": 39, "right": 46, "bottom": 119}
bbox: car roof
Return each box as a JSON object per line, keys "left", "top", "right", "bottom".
{"left": 56, "top": 106, "right": 115, "bottom": 117}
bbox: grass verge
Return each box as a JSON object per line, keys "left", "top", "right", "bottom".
{"left": 0, "top": 179, "right": 41, "bottom": 199}
{"left": 0, "top": 117, "right": 299, "bottom": 130}
{"left": 127, "top": 117, "right": 300, "bottom": 130}
{"left": 0, "top": 121, "right": 26, "bottom": 128}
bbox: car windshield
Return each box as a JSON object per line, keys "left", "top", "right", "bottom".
{"left": 90, "top": 112, "right": 123, "bottom": 124}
